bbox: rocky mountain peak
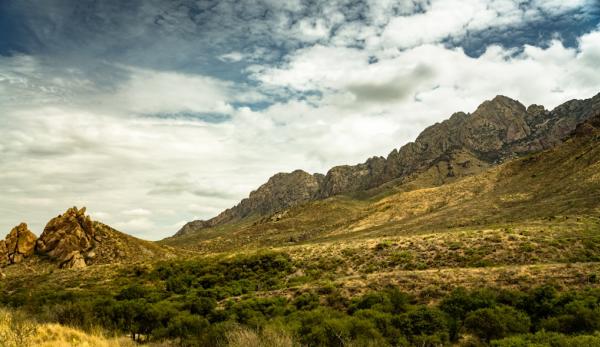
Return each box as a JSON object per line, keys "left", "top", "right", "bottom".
{"left": 487, "top": 95, "right": 526, "bottom": 110}
{"left": 241, "top": 169, "right": 323, "bottom": 216}
{"left": 36, "top": 206, "right": 97, "bottom": 269}
{"left": 0, "top": 223, "right": 37, "bottom": 266}
{"left": 175, "top": 170, "right": 324, "bottom": 236}
{"left": 460, "top": 95, "right": 530, "bottom": 154}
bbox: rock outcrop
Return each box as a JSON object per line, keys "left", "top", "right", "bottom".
{"left": 175, "top": 92, "right": 600, "bottom": 237}
{"left": 0, "top": 223, "right": 37, "bottom": 266}
{"left": 36, "top": 207, "right": 97, "bottom": 269}
{"left": 0, "top": 207, "right": 175, "bottom": 270}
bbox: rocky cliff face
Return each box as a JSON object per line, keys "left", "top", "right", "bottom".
{"left": 322, "top": 94, "right": 599, "bottom": 195}
{"left": 176, "top": 92, "right": 600, "bottom": 237}
{"left": 176, "top": 170, "right": 324, "bottom": 236}
{"left": 0, "top": 223, "right": 37, "bottom": 266}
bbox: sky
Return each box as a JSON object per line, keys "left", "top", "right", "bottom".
{"left": 0, "top": 0, "right": 599, "bottom": 240}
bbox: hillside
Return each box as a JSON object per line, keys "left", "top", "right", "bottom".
{"left": 162, "top": 106, "right": 600, "bottom": 253}
{"left": 174, "top": 93, "right": 600, "bottom": 237}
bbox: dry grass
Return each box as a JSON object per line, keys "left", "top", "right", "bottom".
{"left": 281, "top": 216, "right": 600, "bottom": 276}
{"left": 0, "top": 309, "right": 135, "bottom": 347}
{"left": 226, "top": 325, "right": 297, "bottom": 347}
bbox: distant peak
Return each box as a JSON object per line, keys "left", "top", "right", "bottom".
{"left": 473, "top": 95, "right": 526, "bottom": 116}
{"left": 491, "top": 95, "right": 516, "bottom": 103}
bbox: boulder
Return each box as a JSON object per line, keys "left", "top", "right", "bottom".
{"left": 62, "top": 251, "right": 87, "bottom": 269}
{"left": 36, "top": 207, "right": 96, "bottom": 269}
{"left": 0, "top": 223, "right": 37, "bottom": 266}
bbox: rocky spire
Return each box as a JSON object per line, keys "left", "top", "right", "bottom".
{"left": 36, "top": 206, "right": 97, "bottom": 269}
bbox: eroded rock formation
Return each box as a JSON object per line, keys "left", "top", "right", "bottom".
{"left": 36, "top": 206, "right": 97, "bottom": 269}
{"left": 0, "top": 223, "right": 37, "bottom": 265}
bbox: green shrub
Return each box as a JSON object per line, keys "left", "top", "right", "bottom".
{"left": 401, "top": 306, "right": 449, "bottom": 343}
{"left": 292, "top": 292, "right": 320, "bottom": 311}
{"left": 491, "top": 331, "right": 600, "bottom": 347}
{"left": 464, "top": 305, "right": 530, "bottom": 342}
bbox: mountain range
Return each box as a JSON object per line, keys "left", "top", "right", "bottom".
{"left": 173, "top": 92, "right": 600, "bottom": 238}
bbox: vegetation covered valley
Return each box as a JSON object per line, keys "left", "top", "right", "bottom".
{"left": 5, "top": 250, "right": 600, "bottom": 346}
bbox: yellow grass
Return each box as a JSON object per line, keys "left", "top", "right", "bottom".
{"left": 226, "top": 325, "right": 297, "bottom": 347}
{"left": 0, "top": 309, "right": 135, "bottom": 347}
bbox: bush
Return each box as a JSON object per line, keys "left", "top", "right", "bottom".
{"left": 464, "top": 305, "right": 530, "bottom": 342}
{"left": 400, "top": 307, "right": 449, "bottom": 344}
{"left": 539, "top": 300, "right": 600, "bottom": 334}
{"left": 292, "top": 292, "right": 320, "bottom": 311}
{"left": 296, "top": 308, "right": 387, "bottom": 346}
{"left": 186, "top": 296, "right": 217, "bottom": 316}
{"left": 9, "top": 249, "right": 600, "bottom": 347}
{"left": 491, "top": 331, "right": 600, "bottom": 347}
{"left": 440, "top": 287, "right": 497, "bottom": 321}
{"left": 166, "top": 313, "right": 209, "bottom": 344}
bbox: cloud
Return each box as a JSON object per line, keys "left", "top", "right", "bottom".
{"left": 114, "top": 217, "right": 155, "bottom": 235}
{"left": 123, "top": 208, "right": 151, "bottom": 216}
{"left": 90, "top": 211, "right": 111, "bottom": 220}
{"left": 380, "top": 0, "right": 594, "bottom": 49}
{"left": 218, "top": 51, "right": 245, "bottom": 63}
{"left": 346, "top": 64, "right": 434, "bottom": 103}
{"left": 111, "top": 68, "right": 234, "bottom": 114}
{"left": 0, "top": 0, "right": 598, "bottom": 241}
{"left": 253, "top": 29, "right": 600, "bottom": 109}
{"left": 149, "top": 174, "right": 243, "bottom": 199}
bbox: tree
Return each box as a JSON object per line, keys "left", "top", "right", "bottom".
{"left": 464, "top": 305, "right": 530, "bottom": 342}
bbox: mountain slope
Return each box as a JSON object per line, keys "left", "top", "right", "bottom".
{"left": 174, "top": 93, "right": 600, "bottom": 237}
{"left": 162, "top": 107, "right": 600, "bottom": 252}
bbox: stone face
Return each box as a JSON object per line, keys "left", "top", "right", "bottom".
{"left": 36, "top": 206, "right": 96, "bottom": 269}
{"left": 0, "top": 223, "right": 37, "bottom": 266}
{"left": 176, "top": 92, "right": 600, "bottom": 237}
{"left": 62, "top": 251, "right": 87, "bottom": 269}
{"left": 176, "top": 170, "right": 323, "bottom": 235}
{"left": 318, "top": 156, "right": 386, "bottom": 198}
{"left": 0, "top": 241, "right": 7, "bottom": 266}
